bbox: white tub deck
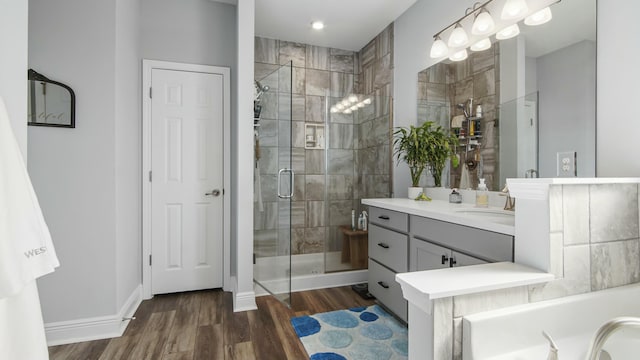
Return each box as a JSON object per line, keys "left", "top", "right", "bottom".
{"left": 463, "top": 283, "right": 640, "bottom": 359}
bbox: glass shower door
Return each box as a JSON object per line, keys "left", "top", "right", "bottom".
{"left": 253, "top": 62, "right": 293, "bottom": 306}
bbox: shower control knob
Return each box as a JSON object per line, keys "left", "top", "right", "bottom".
{"left": 205, "top": 189, "right": 221, "bottom": 197}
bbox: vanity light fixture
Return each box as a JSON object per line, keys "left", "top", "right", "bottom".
{"left": 470, "top": 38, "right": 492, "bottom": 52}
{"left": 496, "top": 23, "right": 520, "bottom": 40}
{"left": 501, "top": 0, "right": 529, "bottom": 20}
{"left": 472, "top": 8, "right": 495, "bottom": 35}
{"left": 448, "top": 23, "right": 469, "bottom": 47}
{"left": 430, "top": 36, "right": 449, "bottom": 58}
{"left": 428, "top": 0, "right": 559, "bottom": 60}
{"left": 524, "top": 7, "right": 552, "bottom": 26}
{"left": 311, "top": 21, "right": 324, "bottom": 30}
{"left": 449, "top": 49, "right": 469, "bottom": 62}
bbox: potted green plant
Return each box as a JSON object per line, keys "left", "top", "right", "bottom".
{"left": 393, "top": 121, "right": 458, "bottom": 198}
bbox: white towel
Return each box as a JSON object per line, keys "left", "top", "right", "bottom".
{"left": 0, "top": 96, "right": 59, "bottom": 298}
{"left": 451, "top": 114, "right": 465, "bottom": 128}
{"left": 0, "top": 96, "right": 59, "bottom": 360}
{"left": 459, "top": 163, "right": 471, "bottom": 190}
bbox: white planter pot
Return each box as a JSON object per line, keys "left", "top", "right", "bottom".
{"left": 408, "top": 187, "right": 423, "bottom": 199}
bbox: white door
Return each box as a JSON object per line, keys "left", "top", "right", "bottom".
{"left": 150, "top": 68, "right": 224, "bottom": 294}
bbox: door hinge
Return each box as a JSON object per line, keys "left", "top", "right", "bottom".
{"left": 148, "top": 171, "right": 152, "bottom": 182}
{"left": 149, "top": 87, "right": 152, "bottom": 99}
{"left": 149, "top": 254, "right": 152, "bottom": 266}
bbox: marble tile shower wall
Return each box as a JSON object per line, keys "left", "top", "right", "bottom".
{"left": 353, "top": 24, "right": 394, "bottom": 223}
{"left": 417, "top": 44, "right": 500, "bottom": 191}
{"left": 254, "top": 25, "right": 394, "bottom": 258}
{"left": 434, "top": 183, "right": 640, "bottom": 360}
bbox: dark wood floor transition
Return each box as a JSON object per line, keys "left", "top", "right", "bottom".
{"left": 48, "top": 286, "right": 375, "bottom": 360}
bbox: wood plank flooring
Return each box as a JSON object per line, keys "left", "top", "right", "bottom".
{"left": 48, "top": 286, "right": 375, "bottom": 360}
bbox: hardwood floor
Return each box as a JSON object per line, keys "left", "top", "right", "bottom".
{"left": 48, "top": 286, "right": 375, "bottom": 360}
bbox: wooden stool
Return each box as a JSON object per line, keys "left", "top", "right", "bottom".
{"left": 339, "top": 225, "right": 368, "bottom": 269}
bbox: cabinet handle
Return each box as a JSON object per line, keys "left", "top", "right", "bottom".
{"left": 450, "top": 256, "right": 457, "bottom": 267}
{"left": 377, "top": 281, "right": 390, "bottom": 289}
{"left": 441, "top": 255, "right": 449, "bottom": 265}
{"left": 377, "top": 243, "right": 390, "bottom": 249}
{"left": 378, "top": 215, "right": 390, "bottom": 220}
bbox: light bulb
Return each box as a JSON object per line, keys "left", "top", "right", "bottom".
{"left": 330, "top": 106, "right": 338, "bottom": 113}
{"left": 335, "top": 103, "right": 344, "bottom": 110}
{"left": 357, "top": 102, "right": 365, "bottom": 108}
{"left": 348, "top": 94, "right": 358, "bottom": 103}
{"left": 496, "top": 24, "right": 520, "bottom": 40}
{"left": 341, "top": 99, "right": 350, "bottom": 107}
{"left": 430, "top": 36, "right": 448, "bottom": 58}
{"left": 470, "top": 38, "right": 492, "bottom": 52}
{"left": 343, "top": 109, "right": 352, "bottom": 114}
{"left": 449, "top": 49, "right": 468, "bottom": 62}
{"left": 350, "top": 105, "right": 358, "bottom": 111}
{"left": 525, "top": 7, "right": 552, "bottom": 26}
{"left": 311, "top": 21, "right": 324, "bottom": 30}
{"left": 447, "top": 23, "right": 469, "bottom": 48}
{"left": 501, "top": 0, "right": 529, "bottom": 20}
{"left": 363, "top": 98, "right": 372, "bottom": 105}
{"left": 472, "top": 10, "right": 495, "bottom": 36}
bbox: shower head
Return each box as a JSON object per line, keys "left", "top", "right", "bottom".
{"left": 457, "top": 103, "right": 469, "bottom": 118}
{"left": 254, "top": 80, "right": 270, "bottom": 100}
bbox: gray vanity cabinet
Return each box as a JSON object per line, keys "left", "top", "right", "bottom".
{"left": 367, "top": 206, "right": 514, "bottom": 323}
{"left": 368, "top": 207, "right": 409, "bottom": 321}
{"left": 410, "top": 239, "right": 487, "bottom": 272}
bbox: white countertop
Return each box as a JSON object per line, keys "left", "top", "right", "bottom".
{"left": 395, "top": 262, "right": 554, "bottom": 314}
{"left": 362, "top": 198, "right": 515, "bottom": 235}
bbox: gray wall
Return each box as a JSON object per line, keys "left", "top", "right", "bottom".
{"left": 28, "top": 0, "right": 236, "bottom": 324}
{"left": 29, "top": 0, "right": 119, "bottom": 322}
{"left": 0, "top": 0, "right": 28, "bottom": 155}
{"left": 537, "top": 40, "right": 596, "bottom": 178}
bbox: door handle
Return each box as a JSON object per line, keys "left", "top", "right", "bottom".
{"left": 205, "top": 189, "right": 221, "bottom": 197}
{"left": 441, "top": 255, "right": 449, "bottom": 265}
{"left": 378, "top": 215, "right": 390, "bottom": 220}
{"left": 377, "top": 243, "right": 390, "bottom": 249}
{"left": 277, "top": 168, "right": 295, "bottom": 199}
{"left": 377, "top": 281, "right": 389, "bottom": 289}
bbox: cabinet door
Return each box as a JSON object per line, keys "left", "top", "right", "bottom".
{"left": 451, "top": 251, "right": 488, "bottom": 267}
{"left": 410, "top": 238, "right": 451, "bottom": 272}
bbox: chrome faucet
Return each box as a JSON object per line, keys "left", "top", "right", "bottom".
{"left": 542, "top": 331, "right": 558, "bottom": 360}
{"left": 585, "top": 317, "right": 640, "bottom": 360}
{"left": 501, "top": 184, "right": 515, "bottom": 211}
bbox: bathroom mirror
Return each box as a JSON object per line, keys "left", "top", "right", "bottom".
{"left": 417, "top": 0, "right": 596, "bottom": 190}
{"left": 28, "top": 69, "right": 76, "bottom": 128}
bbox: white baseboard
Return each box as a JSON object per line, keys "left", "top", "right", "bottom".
{"left": 45, "top": 285, "right": 142, "bottom": 346}
{"left": 233, "top": 288, "right": 257, "bottom": 312}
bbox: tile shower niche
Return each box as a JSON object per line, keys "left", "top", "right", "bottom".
{"left": 305, "top": 123, "right": 325, "bottom": 149}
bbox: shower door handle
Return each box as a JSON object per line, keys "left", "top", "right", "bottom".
{"left": 277, "top": 168, "right": 295, "bottom": 199}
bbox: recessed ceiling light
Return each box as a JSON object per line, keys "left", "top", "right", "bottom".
{"left": 311, "top": 21, "right": 324, "bottom": 30}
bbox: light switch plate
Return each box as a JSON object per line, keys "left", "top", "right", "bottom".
{"left": 557, "top": 151, "right": 577, "bottom": 177}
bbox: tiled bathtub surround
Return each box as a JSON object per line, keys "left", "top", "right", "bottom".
{"left": 254, "top": 25, "right": 394, "bottom": 263}
{"left": 427, "top": 182, "right": 640, "bottom": 360}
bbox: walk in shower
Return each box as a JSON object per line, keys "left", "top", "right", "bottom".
{"left": 253, "top": 62, "right": 393, "bottom": 305}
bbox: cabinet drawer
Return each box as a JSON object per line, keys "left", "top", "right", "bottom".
{"left": 411, "top": 215, "right": 513, "bottom": 262}
{"left": 369, "top": 224, "right": 408, "bottom": 272}
{"left": 368, "top": 259, "right": 407, "bottom": 321}
{"left": 369, "top": 207, "right": 408, "bottom": 233}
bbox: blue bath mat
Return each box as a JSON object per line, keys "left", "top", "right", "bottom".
{"left": 291, "top": 305, "right": 408, "bottom": 360}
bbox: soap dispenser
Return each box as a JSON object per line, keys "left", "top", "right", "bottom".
{"left": 476, "top": 178, "right": 489, "bottom": 208}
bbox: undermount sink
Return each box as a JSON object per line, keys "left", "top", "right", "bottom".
{"left": 454, "top": 208, "right": 515, "bottom": 217}
{"left": 453, "top": 207, "right": 515, "bottom": 226}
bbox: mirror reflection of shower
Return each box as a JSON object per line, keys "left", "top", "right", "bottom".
{"left": 253, "top": 80, "right": 270, "bottom": 119}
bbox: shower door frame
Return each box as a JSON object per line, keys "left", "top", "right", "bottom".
{"left": 253, "top": 61, "right": 293, "bottom": 306}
